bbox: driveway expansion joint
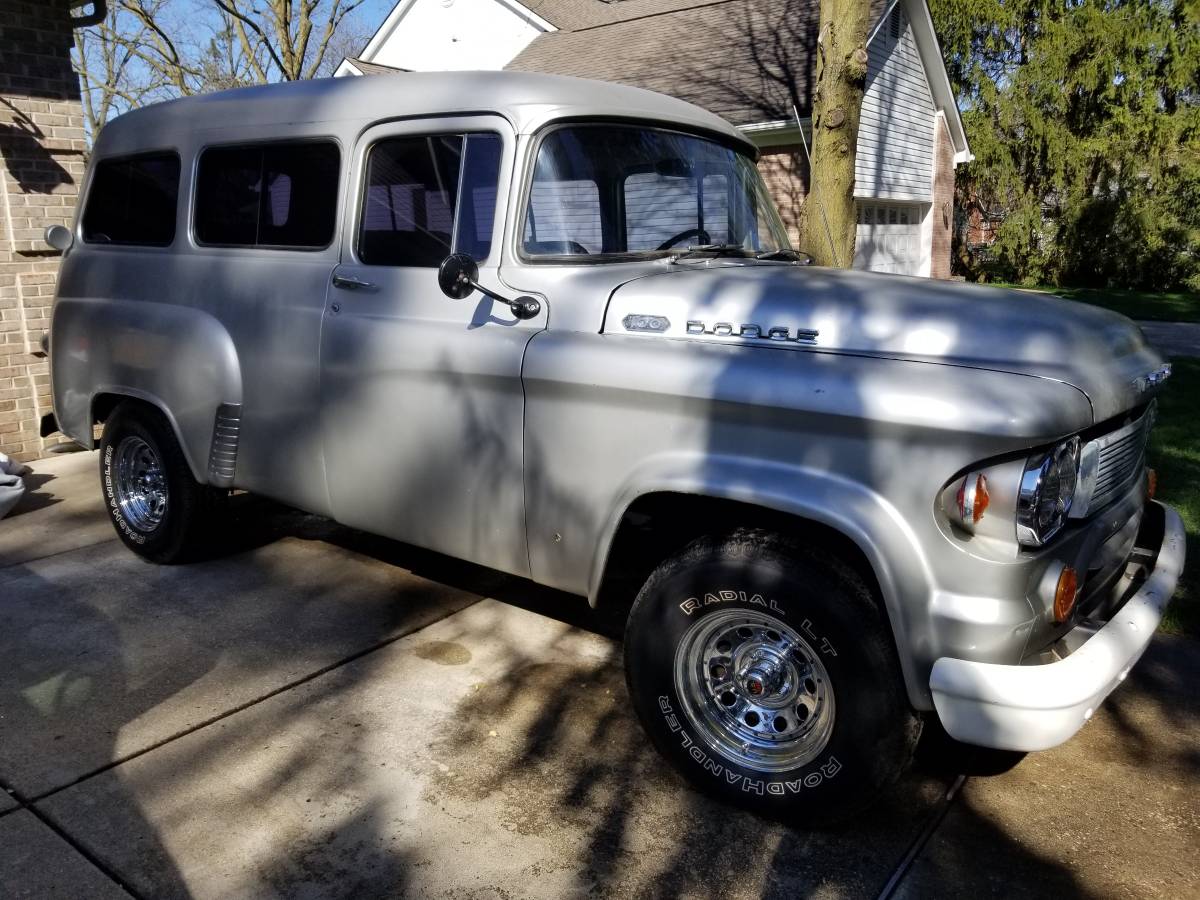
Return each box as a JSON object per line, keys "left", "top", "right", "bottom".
{"left": 27, "top": 596, "right": 480, "bottom": 806}
{"left": 0, "top": 536, "right": 118, "bottom": 571}
{"left": 874, "top": 773, "right": 968, "bottom": 900}
{"left": 0, "top": 775, "right": 142, "bottom": 899}
{"left": 0, "top": 776, "right": 27, "bottom": 819}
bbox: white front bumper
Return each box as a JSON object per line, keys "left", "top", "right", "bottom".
{"left": 930, "top": 502, "right": 1187, "bottom": 752}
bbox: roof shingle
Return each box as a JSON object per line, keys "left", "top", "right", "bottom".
{"left": 508, "top": 0, "right": 888, "bottom": 125}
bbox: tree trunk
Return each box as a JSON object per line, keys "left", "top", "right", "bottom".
{"left": 803, "top": 0, "right": 872, "bottom": 267}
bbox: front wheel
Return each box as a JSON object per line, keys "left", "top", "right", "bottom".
{"left": 623, "top": 530, "right": 920, "bottom": 824}
{"left": 99, "top": 402, "right": 224, "bottom": 563}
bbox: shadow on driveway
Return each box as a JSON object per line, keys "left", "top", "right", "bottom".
{"left": 2, "top": 457, "right": 1197, "bottom": 898}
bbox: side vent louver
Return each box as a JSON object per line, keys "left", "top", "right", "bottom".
{"left": 207, "top": 402, "right": 242, "bottom": 487}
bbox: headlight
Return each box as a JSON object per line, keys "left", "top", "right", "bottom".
{"left": 1016, "top": 437, "right": 1080, "bottom": 547}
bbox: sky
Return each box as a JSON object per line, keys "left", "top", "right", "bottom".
{"left": 343, "top": 0, "right": 399, "bottom": 57}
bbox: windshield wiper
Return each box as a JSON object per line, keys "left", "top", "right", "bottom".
{"left": 671, "top": 243, "right": 754, "bottom": 262}
{"left": 755, "top": 248, "right": 811, "bottom": 264}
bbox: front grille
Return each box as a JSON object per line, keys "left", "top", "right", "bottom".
{"left": 1089, "top": 406, "right": 1153, "bottom": 512}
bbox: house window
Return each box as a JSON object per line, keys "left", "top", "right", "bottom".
{"left": 857, "top": 203, "right": 922, "bottom": 227}
{"left": 82, "top": 152, "right": 180, "bottom": 246}
{"left": 359, "top": 132, "right": 501, "bottom": 266}
{"left": 195, "top": 141, "right": 340, "bottom": 249}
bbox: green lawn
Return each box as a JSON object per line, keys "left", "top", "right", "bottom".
{"left": 990, "top": 284, "right": 1200, "bottom": 323}
{"left": 1150, "top": 357, "right": 1199, "bottom": 636}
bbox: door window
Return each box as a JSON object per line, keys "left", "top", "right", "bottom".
{"left": 359, "top": 132, "right": 502, "bottom": 267}
{"left": 195, "top": 140, "right": 340, "bottom": 249}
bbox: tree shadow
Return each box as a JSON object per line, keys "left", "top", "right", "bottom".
{"left": 0, "top": 566, "right": 196, "bottom": 897}
{"left": 0, "top": 98, "right": 73, "bottom": 195}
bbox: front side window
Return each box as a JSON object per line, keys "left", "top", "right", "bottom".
{"left": 82, "top": 152, "right": 180, "bottom": 246}
{"left": 359, "top": 132, "right": 502, "bottom": 267}
{"left": 522, "top": 126, "right": 790, "bottom": 260}
{"left": 195, "top": 141, "right": 339, "bottom": 249}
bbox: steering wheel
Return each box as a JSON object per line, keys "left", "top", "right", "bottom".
{"left": 656, "top": 228, "right": 711, "bottom": 251}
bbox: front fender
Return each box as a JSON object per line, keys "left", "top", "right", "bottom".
{"left": 589, "top": 452, "right": 935, "bottom": 709}
{"left": 51, "top": 297, "right": 243, "bottom": 483}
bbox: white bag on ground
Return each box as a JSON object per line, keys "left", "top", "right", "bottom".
{"left": 0, "top": 451, "right": 26, "bottom": 520}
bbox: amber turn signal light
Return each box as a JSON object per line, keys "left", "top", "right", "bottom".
{"left": 1054, "top": 565, "right": 1079, "bottom": 624}
{"left": 955, "top": 473, "right": 989, "bottom": 527}
{"left": 1147, "top": 468, "right": 1157, "bottom": 499}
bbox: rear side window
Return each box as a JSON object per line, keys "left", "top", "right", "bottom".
{"left": 359, "top": 132, "right": 502, "bottom": 267}
{"left": 82, "top": 153, "right": 180, "bottom": 246}
{"left": 195, "top": 141, "right": 340, "bottom": 249}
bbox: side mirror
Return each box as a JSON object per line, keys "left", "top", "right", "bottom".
{"left": 437, "top": 252, "right": 541, "bottom": 321}
{"left": 44, "top": 224, "right": 74, "bottom": 252}
{"left": 438, "top": 252, "right": 479, "bottom": 300}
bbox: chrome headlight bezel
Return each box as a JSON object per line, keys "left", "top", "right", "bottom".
{"left": 1016, "top": 436, "right": 1081, "bottom": 547}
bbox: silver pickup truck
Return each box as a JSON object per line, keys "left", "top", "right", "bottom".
{"left": 44, "top": 72, "right": 1185, "bottom": 823}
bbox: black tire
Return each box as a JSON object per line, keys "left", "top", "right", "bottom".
{"left": 623, "top": 529, "right": 920, "bottom": 825}
{"left": 99, "top": 401, "right": 224, "bottom": 563}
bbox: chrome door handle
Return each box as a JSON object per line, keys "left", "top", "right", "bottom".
{"left": 332, "top": 273, "right": 375, "bottom": 291}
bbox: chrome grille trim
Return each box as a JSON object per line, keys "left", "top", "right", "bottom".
{"left": 1086, "top": 405, "right": 1153, "bottom": 514}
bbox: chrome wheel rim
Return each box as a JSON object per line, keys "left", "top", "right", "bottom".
{"left": 113, "top": 436, "right": 168, "bottom": 533}
{"left": 673, "top": 609, "right": 835, "bottom": 772}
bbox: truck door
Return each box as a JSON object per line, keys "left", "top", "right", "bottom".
{"left": 319, "top": 116, "right": 542, "bottom": 578}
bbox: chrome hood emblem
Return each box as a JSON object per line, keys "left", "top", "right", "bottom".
{"left": 685, "top": 320, "right": 819, "bottom": 345}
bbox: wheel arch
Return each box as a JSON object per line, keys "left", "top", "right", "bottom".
{"left": 588, "top": 461, "right": 935, "bottom": 710}
{"left": 91, "top": 389, "right": 204, "bottom": 481}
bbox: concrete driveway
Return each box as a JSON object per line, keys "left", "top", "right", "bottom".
{"left": 1137, "top": 320, "right": 1200, "bottom": 358}
{"left": 1, "top": 452, "right": 1197, "bottom": 899}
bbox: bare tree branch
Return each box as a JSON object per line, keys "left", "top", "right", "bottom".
{"left": 213, "top": 0, "right": 290, "bottom": 81}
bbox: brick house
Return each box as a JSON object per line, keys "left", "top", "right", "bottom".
{"left": 337, "top": 0, "right": 972, "bottom": 278}
{"left": 0, "top": 0, "right": 94, "bottom": 462}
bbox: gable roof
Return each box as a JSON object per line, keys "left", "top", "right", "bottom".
{"left": 521, "top": 0, "right": 736, "bottom": 30}
{"left": 347, "top": 0, "right": 970, "bottom": 159}
{"left": 343, "top": 57, "right": 411, "bottom": 76}
{"left": 508, "top": 0, "right": 888, "bottom": 127}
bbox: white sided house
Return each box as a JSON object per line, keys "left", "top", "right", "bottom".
{"left": 337, "top": 0, "right": 971, "bottom": 278}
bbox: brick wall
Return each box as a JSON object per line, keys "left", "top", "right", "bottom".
{"left": 930, "top": 113, "right": 955, "bottom": 280}
{"left": 756, "top": 144, "right": 808, "bottom": 249}
{"left": 0, "top": 0, "right": 85, "bottom": 462}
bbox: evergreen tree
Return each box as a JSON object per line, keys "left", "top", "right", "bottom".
{"left": 930, "top": 0, "right": 1200, "bottom": 291}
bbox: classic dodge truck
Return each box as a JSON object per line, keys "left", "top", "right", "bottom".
{"left": 44, "top": 72, "right": 1185, "bottom": 823}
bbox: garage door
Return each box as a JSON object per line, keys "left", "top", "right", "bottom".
{"left": 853, "top": 202, "right": 925, "bottom": 275}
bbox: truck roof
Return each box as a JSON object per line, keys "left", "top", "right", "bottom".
{"left": 93, "top": 70, "right": 753, "bottom": 157}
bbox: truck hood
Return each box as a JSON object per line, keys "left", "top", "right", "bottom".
{"left": 602, "top": 264, "right": 1167, "bottom": 423}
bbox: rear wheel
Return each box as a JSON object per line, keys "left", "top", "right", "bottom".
{"left": 623, "top": 530, "right": 920, "bottom": 824}
{"left": 99, "top": 402, "right": 224, "bottom": 563}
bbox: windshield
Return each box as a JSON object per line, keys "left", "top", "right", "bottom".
{"left": 522, "top": 125, "right": 791, "bottom": 260}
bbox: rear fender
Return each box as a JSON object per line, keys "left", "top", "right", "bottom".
{"left": 51, "top": 298, "right": 243, "bottom": 484}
